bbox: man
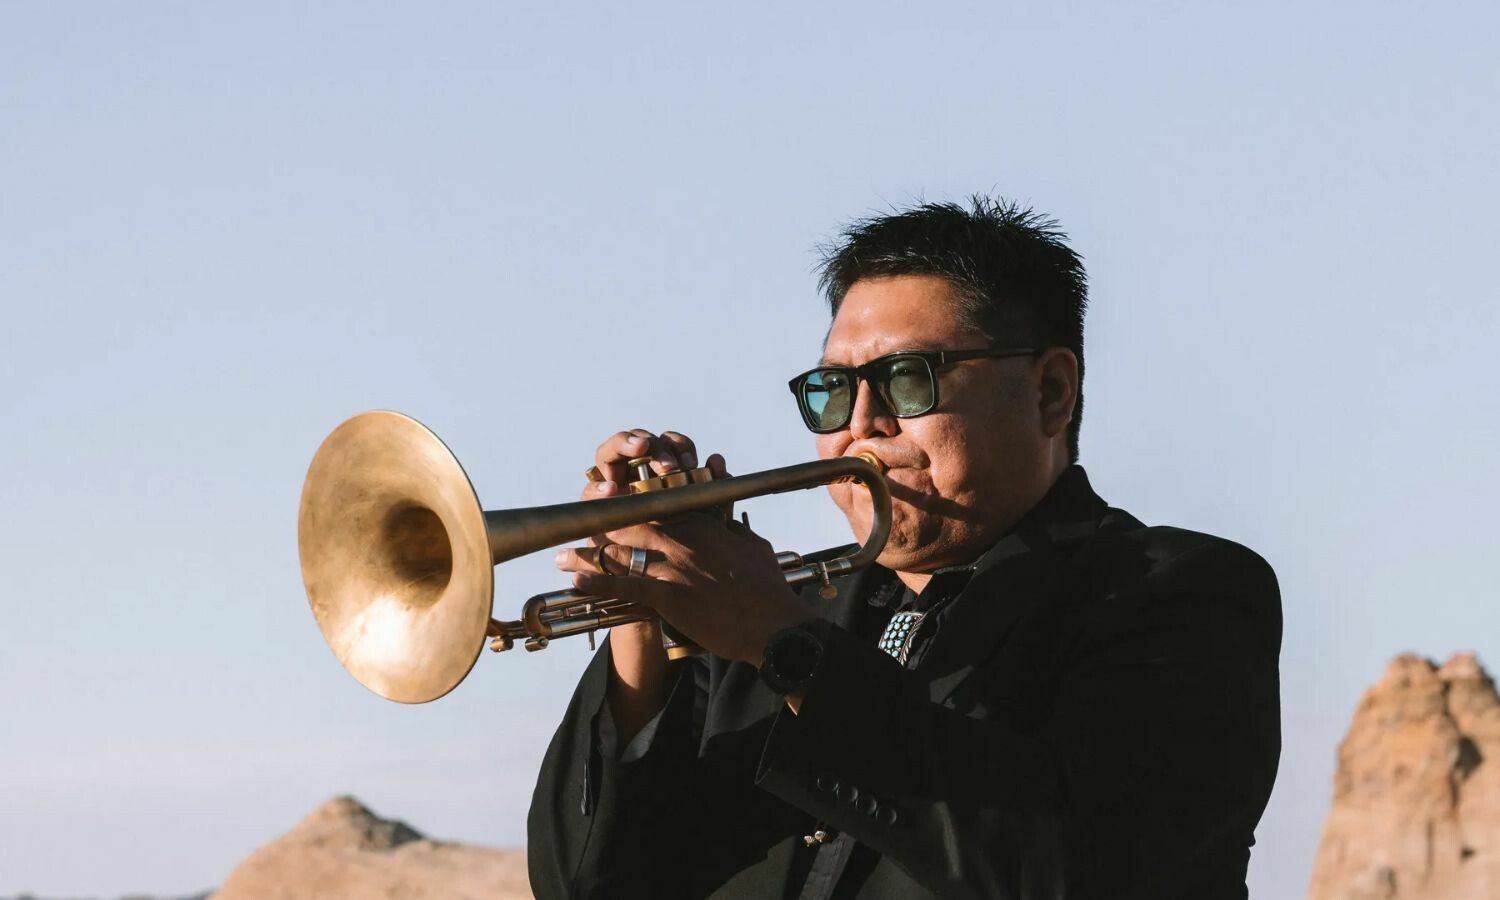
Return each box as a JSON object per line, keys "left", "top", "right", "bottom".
{"left": 528, "top": 198, "right": 1281, "bottom": 898}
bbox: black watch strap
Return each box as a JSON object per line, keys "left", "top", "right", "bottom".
{"left": 759, "top": 623, "right": 824, "bottom": 696}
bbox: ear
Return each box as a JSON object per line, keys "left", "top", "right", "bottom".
{"left": 1034, "top": 347, "right": 1079, "bottom": 441}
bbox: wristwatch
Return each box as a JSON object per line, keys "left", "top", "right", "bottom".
{"left": 759, "top": 623, "right": 824, "bottom": 696}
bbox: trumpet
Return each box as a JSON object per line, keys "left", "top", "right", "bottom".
{"left": 298, "top": 410, "right": 892, "bottom": 703}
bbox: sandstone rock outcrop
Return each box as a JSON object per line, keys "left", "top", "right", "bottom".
{"left": 213, "top": 796, "right": 529, "bottom": 900}
{"left": 1307, "top": 652, "right": 1500, "bottom": 900}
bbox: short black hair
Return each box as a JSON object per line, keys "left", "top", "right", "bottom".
{"left": 817, "top": 195, "right": 1088, "bottom": 462}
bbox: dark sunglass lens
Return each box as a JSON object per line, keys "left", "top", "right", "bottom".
{"left": 879, "top": 356, "right": 936, "bottom": 415}
{"left": 802, "top": 370, "right": 853, "bottom": 430}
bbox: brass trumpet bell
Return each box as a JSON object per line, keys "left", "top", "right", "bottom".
{"left": 298, "top": 411, "right": 493, "bottom": 704}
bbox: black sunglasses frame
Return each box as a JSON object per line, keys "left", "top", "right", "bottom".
{"left": 787, "top": 347, "right": 1040, "bottom": 434}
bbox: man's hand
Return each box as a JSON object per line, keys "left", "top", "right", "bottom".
{"left": 556, "top": 430, "right": 814, "bottom": 668}
{"left": 568, "top": 429, "right": 703, "bottom": 741}
{"left": 561, "top": 429, "right": 744, "bottom": 740}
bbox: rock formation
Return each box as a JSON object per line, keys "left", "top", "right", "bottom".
{"left": 1307, "top": 652, "right": 1500, "bottom": 900}
{"left": 213, "top": 796, "right": 529, "bottom": 900}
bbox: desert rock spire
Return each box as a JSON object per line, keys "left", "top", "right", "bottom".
{"left": 1306, "top": 653, "right": 1500, "bottom": 899}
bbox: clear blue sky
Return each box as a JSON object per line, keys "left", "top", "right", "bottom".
{"left": 3, "top": 2, "right": 1496, "bottom": 896}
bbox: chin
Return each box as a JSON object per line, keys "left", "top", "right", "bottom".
{"left": 870, "top": 521, "right": 942, "bottom": 571}
{"left": 839, "top": 500, "right": 933, "bottom": 565}
{"left": 874, "top": 544, "right": 938, "bottom": 574}
{"left": 833, "top": 492, "right": 872, "bottom": 541}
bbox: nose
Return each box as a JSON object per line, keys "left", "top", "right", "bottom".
{"left": 849, "top": 378, "right": 897, "bottom": 440}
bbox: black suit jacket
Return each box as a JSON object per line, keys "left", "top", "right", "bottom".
{"left": 528, "top": 467, "right": 1282, "bottom": 898}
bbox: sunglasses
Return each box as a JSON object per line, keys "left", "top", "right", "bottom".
{"left": 788, "top": 347, "right": 1039, "bottom": 433}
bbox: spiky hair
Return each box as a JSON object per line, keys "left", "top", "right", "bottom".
{"left": 818, "top": 196, "right": 1088, "bottom": 462}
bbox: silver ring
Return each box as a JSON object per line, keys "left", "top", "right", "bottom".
{"left": 629, "top": 546, "right": 648, "bottom": 577}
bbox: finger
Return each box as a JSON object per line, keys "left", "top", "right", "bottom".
{"left": 658, "top": 431, "right": 699, "bottom": 471}
{"left": 703, "top": 452, "right": 734, "bottom": 519}
{"left": 553, "top": 546, "right": 611, "bottom": 575}
{"left": 615, "top": 427, "right": 686, "bottom": 475}
{"left": 579, "top": 479, "right": 620, "bottom": 502}
{"left": 589, "top": 525, "right": 690, "bottom": 569}
{"left": 571, "top": 571, "right": 682, "bottom": 612}
{"left": 593, "top": 430, "right": 658, "bottom": 483}
{"left": 706, "top": 452, "right": 730, "bottom": 479}
{"left": 594, "top": 543, "right": 676, "bottom": 579}
{"left": 595, "top": 522, "right": 656, "bottom": 552}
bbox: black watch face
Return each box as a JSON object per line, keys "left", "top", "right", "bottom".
{"left": 776, "top": 632, "right": 819, "bottom": 681}
{"left": 765, "top": 627, "right": 822, "bottom": 693}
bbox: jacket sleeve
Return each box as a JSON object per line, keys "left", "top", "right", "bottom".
{"left": 527, "top": 637, "right": 707, "bottom": 899}
{"left": 753, "top": 540, "right": 1282, "bottom": 899}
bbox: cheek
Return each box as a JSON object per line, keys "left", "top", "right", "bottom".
{"left": 919, "top": 415, "right": 1032, "bottom": 513}
{"left": 901, "top": 418, "right": 970, "bottom": 486}
{"left": 909, "top": 427, "right": 1015, "bottom": 517}
{"left": 825, "top": 482, "right": 855, "bottom": 515}
{"left": 814, "top": 432, "right": 848, "bottom": 461}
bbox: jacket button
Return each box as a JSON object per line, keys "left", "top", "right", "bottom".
{"left": 816, "top": 774, "right": 840, "bottom": 794}
{"left": 855, "top": 794, "right": 878, "bottom": 816}
{"left": 877, "top": 806, "right": 898, "bottom": 826}
{"left": 837, "top": 784, "right": 860, "bottom": 804}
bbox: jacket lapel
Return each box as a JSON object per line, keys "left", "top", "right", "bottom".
{"left": 915, "top": 466, "right": 1110, "bottom": 706}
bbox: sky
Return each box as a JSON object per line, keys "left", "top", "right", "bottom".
{"left": 2, "top": 2, "right": 1497, "bottom": 896}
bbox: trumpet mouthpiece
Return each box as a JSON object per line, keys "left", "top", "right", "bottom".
{"left": 854, "top": 451, "right": 887, "bottom": 476}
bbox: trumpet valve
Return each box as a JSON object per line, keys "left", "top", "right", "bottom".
{"left": 524, "top": 636, "right": 551, "bottom": 652}
{"left": 628, "top": 456, "right": 655, "bottom": 481}
{"left": 816, "top": 563, "right": 837, "bottom": 600}
{"left": 627, "top": 460, "right": 717, "bottom": 495}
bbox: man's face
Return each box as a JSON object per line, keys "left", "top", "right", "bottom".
{"left": 817, "top": 274, "right": 1067, "bottom": 573}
